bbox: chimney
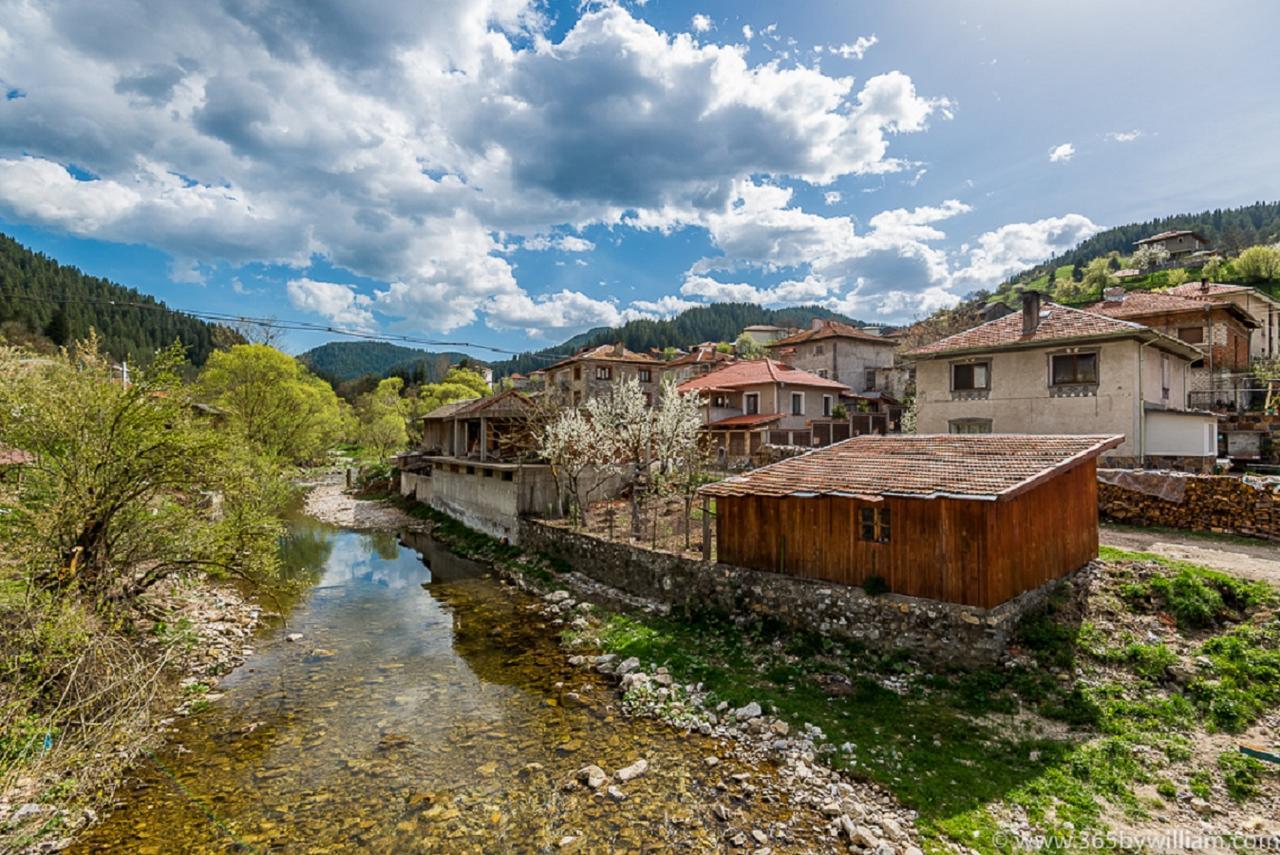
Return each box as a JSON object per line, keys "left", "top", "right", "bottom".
{"left": 1103, "top": 286, "right": 1126, "bottom": 303}
{"left": 1021, "top": 290, "right": 1042, "bottom": 336}
{"left": 810, "top": 318, "right": 824, "bottom": 331}
{"left": 1200, "top": 276, "right": 1209, "bottom": 293}
{"left": 612, "top": 341, "right": 625, "bottom": 357}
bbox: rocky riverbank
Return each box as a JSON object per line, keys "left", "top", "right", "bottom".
{"left": 1, "top": 576, "right": 263, "bottom": 852}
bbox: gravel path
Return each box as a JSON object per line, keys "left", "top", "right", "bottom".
{"left": 1100, "top": 523, "right": 1280, "bottom": 585}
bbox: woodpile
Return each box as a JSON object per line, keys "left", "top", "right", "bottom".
{"left": 1098, "top": 473, "right": 1280, "bottom": 541}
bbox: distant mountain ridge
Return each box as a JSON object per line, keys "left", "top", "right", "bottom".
{"left": 297, "top": 340, "right": 480, "bottom": 383}
{"left": 491, "top": 302, "right": 866, "bottom": 377}
{"left": 0, "top": 232, "right": 238, "bottom": 365}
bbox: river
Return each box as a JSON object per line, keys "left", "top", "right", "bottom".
{"left": 69, "top": 513, "right": 804, "bottom": 852}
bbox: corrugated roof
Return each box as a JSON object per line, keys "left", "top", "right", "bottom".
{"left": 677, "top": 359, "right": 851, "bottom": 393}
{"left": 699, "top": 433, "right": 1123, "bottom": 502}
{"left": 904, "top": 302, "right": 1200, "bottom": 359}
{"left": 768, "top": 320, "right": 897, "bottom": 348}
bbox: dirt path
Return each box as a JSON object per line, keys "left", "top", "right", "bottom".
{"left": 1100, "top": 523, "right": 1280, "bottom": 585}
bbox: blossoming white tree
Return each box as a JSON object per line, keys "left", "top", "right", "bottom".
{"left": 535, "top": 405, "right": 615, "bottom": 526}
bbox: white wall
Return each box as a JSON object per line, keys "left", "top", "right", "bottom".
{"left": 1143, "top": 410, "right": 1217, "bottom": 457}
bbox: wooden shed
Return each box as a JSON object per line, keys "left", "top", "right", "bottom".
{"left": 700, "top": 433, "right": 1122, "bottom": 608}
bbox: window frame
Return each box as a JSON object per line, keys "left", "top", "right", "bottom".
{"left": 1049, "top": 351, "right": 1099, "bottom": 387}
{"left": 864, "top": 368, "right": 877, "bottom": 390}
{"left": 1178, "top": 326, "right": 1204, "bottom": 344}
{"left": 859, "top": 506, "right": 891, "bottom": 543}
{"left": 638, "top": 367, "right": 652, "bottom": 383}
{"left": 822, "top": 394, "right": 833, "bottom": 417}
{"left": 595, "top": 365, "right": 613, "bottom": 381}
{"left": 950, "top": 360, "right": 991, "bottom": 392}
{"left": 743, "top": 392, "right": 760, "bottom": 415}
{"left": 790, "top": 391, "right": 805, "bottom": 416}
{"left": 949, "top": 418, "right": 993, "bottom": 435}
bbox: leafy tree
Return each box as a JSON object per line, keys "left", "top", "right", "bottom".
{"left": 1071, "top": 260, "right": 1085, "bottom": 282}
{"left": 1202, "top": 256, "right": 1225, "bottom": 281}
{"left": 356, "top": 377, "right": 410, "bottom": 458}
{"left": 536, "top": 406, "right": 616, "bottom": 526}
{"left": 585, "top": 378, "right": 654, "bottom": 538}
{"left": 734, "top": 333, "right": 766, "bottom": 359}
{"left": 0, "top": 336, "right": 285, "bottom": 602}
{"left": 1165, "top": 268, "right": 1190, "bottom": 287}
{"left": 198, "top": 344, "right": 349, "bottom": 464}
{"left": 1234, "top": 245, "right": 1280, "bottom": 282}
{"left": 43, "top": 309, "right": 70, "bottom": 346}
{"left": 1082, "top": 257, "right": 1118, "bottom": 292}
{"left": 1107, "top": 254, "right": 1122, "bottom": 271}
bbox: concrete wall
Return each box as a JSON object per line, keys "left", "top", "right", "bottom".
{"left": 1144, "top": 410, "right": 1216, "bottom": 457}
{"left": 771, "top": 338, "right": 896, "bottom": 392}
{"left": 915, "top": 338, "right": 1145, "bottom": 457}
{"left": 520, "top": 520, "right": 1070, "bottom": 667}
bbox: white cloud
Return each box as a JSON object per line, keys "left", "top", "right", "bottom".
{"left": 0, "top": 1, "right": 952, "bottom": 337}
{"left": 831, "top": 35, "right": 878, "bottom": 60}
{"left": 691, "top": 13, "right": 712, "bottom": 33}
{"left": 950, "top": 214, "right": 1101, "bottom": 291}
{"left": 823, "top": 191, "right": 842, "bottom": 206}
{"left": 286, "top": 278, "right": 376, "bottom": 330}
{"left": 484, "top": 289, "right": 625, "bottom": 336}
{"left": 741, "top": 24, "right": 753, "bottom": 41}
{"left": 1105, "top": 129, "right": 1142, "bottom": 143}
{"left": 1048, "top": 142, "right": 1076, "bottom": 163}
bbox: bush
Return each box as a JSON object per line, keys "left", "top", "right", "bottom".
{"left": 862, "top": 575, "right": 889, "bottom": 596}
{"left": 1149, "top": 571, "right": 1223, "bottom": 628}
{"left": 1218, "top": 751, "right": 1266, "bottom": 801}
{"left": 1234, "top": 245, "right": 1280, "bottom": 283}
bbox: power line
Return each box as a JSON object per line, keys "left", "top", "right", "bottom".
{"left": 0, "top": 291, "right": 574, "bottom": 363}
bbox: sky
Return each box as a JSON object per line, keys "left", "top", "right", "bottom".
{"left": 1, "top": 0, "right": 1278, "bottom": 357}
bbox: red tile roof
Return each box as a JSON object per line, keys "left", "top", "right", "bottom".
{"left": 1085, "top": 290, "right": 1258, "bottom": 327}
{"left": 546, "top": 343, "right": 661, "bottom": 370}
{"left": 666, "top": 347, "right": 736, "bottom": 368}
{"left": 706, "top": 412, "right": 784, "bottom": 429}
{"left": 676, "top": 359, "right": 851, "bottom": 394}
{"left": 1136, "top": 229, "right": 1206, "bottom": 245}
{"left": 767, "top": 320, "right": 896, "bottom": 348}
{"left": 1166, "top": 281, "right": 1262, "bottom": 300}
{"left": 699, "top": 434, "right": 1123, "bottom": 501}
{"left": 905, "top": 302, "right": 1179, "bottom": 358}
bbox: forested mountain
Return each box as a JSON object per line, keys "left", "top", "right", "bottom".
{"left": 298, "top": 341, "right": 477, "bottom": 383}
{"left": 1004, "top": 200, "right": 1280, "bottom": 288}
{"left": 492, "top": 303, "right": 863, "bottom": 377}
{"left": 0, "top": 233, "right": 237, "bottom": 365}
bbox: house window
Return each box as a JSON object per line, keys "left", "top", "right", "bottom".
{"left": 949, "top": 418, "right": 993, "bottom": 434}
{"left": 864, "top": 369, "right": 877, "bottom": 390}
{"left": 822, "top": 395, "right": 833, "bottom": 417}
{"left": 791, "top": 392, "right": 804, "bottom": 416}
{"left": 638, "top": 368, "right": 652, "bottom": 382}
{"left": 1161, "top": 354, "right": 1171, "bottom": 400}
{"left": 744, "top": 393, "right": 760, "bottom": 415}
{"left": 595, "top": 366, "right": 612, "bottom": 381}
{"left": 1178, "top": 326, "right": 1204, "bottom": 344}
{"left": 1050, "top": 352, "right": 1098, "bottom": 386}
{"left": 814, "top": 344, "right": 824, "bottom": 356}
{"left": 952, "top": 361, "right": 990, "bottom": 391}
{"left": 573, "top": 365, "right": 581, "bottom": 380}
{"left": 713, "top": 394, "right": 730, "bottom": 408}
{"left": 860, "top": 506, "right": 891, "bottom": 543}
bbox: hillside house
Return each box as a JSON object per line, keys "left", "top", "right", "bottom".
{"left": 1167, "top": 279, "right": 1280, "bottom": 360}
{"left": 677, "top": 359, "right": 852, "bottom": 464}
{"left": 740, "top": 324, "right": 794, "bottom": 345}
{"left": 906, "top": 292, "right": 1216, "bottom": 471}
{"left": 1135, "top": 230, "right": 1210, "bottom": 258}
{"left": 661, "top": 343, "right": 736, "bottom": 384}
{"left": 544, "top": 343, "right": 663, "bottom": 406}
{"left": 701, "top": 433, "right": 1123, "bottom": 608}
{"left": 766, "top": 320, "right": 898, "bottom": 393}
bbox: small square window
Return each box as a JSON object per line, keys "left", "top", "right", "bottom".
{"left": 1050, "top": 353, "right": 1098, "bottom": 386}
{"left": 1178, "top": 326, "right": 1204, "bottom": 344}
{"left": 638, "top": 368, "right": 652, "bottom": 382}
{"left": 595, "top": 366, "right": 612, "bottom": 381}
{"left": 814, "top": 344, "right": 824, "bottom": 356}
{"left": 952, "top": 362, "right": 990, "bottom": 391}
{"left": 860, "top": 506, "right": 890, "bottom": 543}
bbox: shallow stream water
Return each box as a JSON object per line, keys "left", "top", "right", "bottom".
{"left": 70, "top": 515, "right": 798, "bottom": 853}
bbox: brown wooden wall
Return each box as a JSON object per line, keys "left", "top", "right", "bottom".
{"left": 714, "top": 460, "right": 1099, "bottom": 608}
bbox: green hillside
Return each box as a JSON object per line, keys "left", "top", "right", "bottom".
{"left": 298, "top": 340, "right": 478, "bottom": 383}
{"left": 492, "top": 303, "right": 865, "bottom": 377}
{"left": 0, "top": 232, "right": 237, "bottom": 365}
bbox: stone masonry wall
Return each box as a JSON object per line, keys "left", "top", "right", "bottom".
{"left": 1098, "top": 471, "right": 1280, "bottom": 541}
{"left": 519, "top": 520, "right": 1067, "bottom": 668}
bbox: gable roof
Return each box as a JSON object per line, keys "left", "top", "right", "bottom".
{"left": 676, "top": 359, "right": 851, "bottom": 394}
{"left": 546, "top": 343, "right": 661, "bottom": 370}
{"left": 1166, "top": 281, "right": 1280, "bottom": 307}
{"left": 699, "top": 434, "right": 1123, "bottom": 502}
{"left": 768, "top": 320, "right": 897, "bottom": 348}
{"left": 421, "top": 398, "right": 478, "bottom": 421}
{"left": 904, "top": 302, "right": 1203, "bottom": 361}
{"left": 453, "top": 388, "right": 533, "bottom": 418}
{"left": 1136, "top": 229, "right": 1207, "bottom": 245}
{"left": 666, "top": 346, "right": 736, "bottom": 368}
{"left": 1084, "top": 290, "right": 1258, "bottom": 328}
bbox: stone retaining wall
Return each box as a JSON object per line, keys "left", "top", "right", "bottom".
{"left": 1098, "top": 470, "right": 1280, "bottom": 541}
{"left": 519, "top": 520, "right": 1066, "bottom": 668}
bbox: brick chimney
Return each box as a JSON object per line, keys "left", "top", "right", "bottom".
{"left": 1200, "top": 276, "right": 1209, "bottom": 293}
{"left": 612, "top": 341, "right": 625, "bottom": 356}
{"left": 1021, "top": 290, "right": 1042, "bottom": 336}
{"left": 810, "top": 318, "right": 825, "bottom": 331}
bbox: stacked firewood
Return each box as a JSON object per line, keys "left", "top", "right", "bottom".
{"left": 1099, "top": 475, "right": 1280, "bottom": 541}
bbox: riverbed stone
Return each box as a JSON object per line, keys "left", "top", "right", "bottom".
{"left": 577, "top": 765, "right": 608, "bottom": 789}
{"left": 734, "top": 702, "right": 762, "bottom": 720}
{"left": 615, "top": 759, "right": 648, "bottom": 782}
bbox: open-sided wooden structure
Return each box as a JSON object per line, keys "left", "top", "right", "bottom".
{"left": 700, "top": 434, "right": 1123, "bottom": 608}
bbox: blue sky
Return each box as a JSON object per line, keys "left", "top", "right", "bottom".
{"left": 1, "top": 0, "right": 1277, "bottom": 357}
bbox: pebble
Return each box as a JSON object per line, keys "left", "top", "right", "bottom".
{"left": 734, "top": 702, "right": 762, "bottom": 720}
{"left": 606, "top": 786, "right": 627, "bottom": 802}
{"left": 615, "top": 759, "right": 648, "bottom": 782}
{"left": 577, "top": 765, "right": 608, "bottom": 789}
{"left": 285, "top": 632, "right": 303, "bottom": 642}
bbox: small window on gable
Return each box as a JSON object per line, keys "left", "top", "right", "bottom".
{"left": 952, "top": 362, "right": 990, "bottom": 391}
{"left": 791, "top": 391, "right": 804, "bottom": 416}
{"left": 860, "top": 506, "right": 891, "bottom": 543}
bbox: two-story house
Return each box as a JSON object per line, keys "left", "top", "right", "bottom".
{"left": 1134, "top": 230, "right": 1210, "bottom": 259}
{"left": 765, "top": 319, "right": 898, "bottom": 393}
{"left": 906, "top": 292, "right": 1217, "bottom": 471}
{"left": 661, "top": 343, "right": 736, "bottom": 385}
{"left": 544, "top": 343, "right": 663, "bottom": 406}
{"left": 676, "top": 359, "right": 851, "bottom": 464}
{"left": 1167, "top": 279, "right": 1280, "bottom": 361}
